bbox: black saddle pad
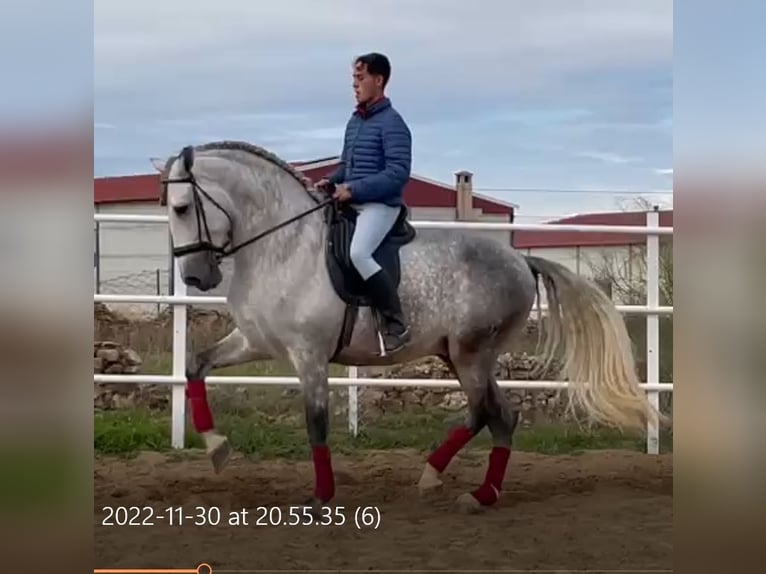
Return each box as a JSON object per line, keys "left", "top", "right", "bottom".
{"left": 324, "top": 202, "right": 416, "bottom": 307}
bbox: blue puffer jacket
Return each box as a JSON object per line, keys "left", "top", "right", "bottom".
{"left": 328, "top": 97, "right": 412, "bottom": 206}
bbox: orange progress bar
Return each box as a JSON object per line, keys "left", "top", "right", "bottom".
{"left": 94, "top": 564, "right": 211, "bottom": 574}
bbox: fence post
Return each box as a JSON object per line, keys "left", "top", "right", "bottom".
{"left": 94, "top": 221, "right": 101, "bottom": 293}
{"left": 646, "top": 208, "right": 660, "bottom": 454}
{"left": 171, "top": 256, "right": 187, "bottom": 449}
{"left": 348, "top": 366, "right": 358, "bottom": 437}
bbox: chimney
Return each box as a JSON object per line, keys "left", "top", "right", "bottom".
{"left": 455, "top": 170, "right": 474, "bottom": 220}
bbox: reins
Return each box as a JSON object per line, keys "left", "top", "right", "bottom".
{"left": 222, "top": 194, "right": 333, "bottom": 257}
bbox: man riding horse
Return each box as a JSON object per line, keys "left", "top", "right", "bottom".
{"left": 312, "top": 52, "right": 412, "bottom": 354}
{"left": 152, "top": 51, "right": 663, "bottom": 514}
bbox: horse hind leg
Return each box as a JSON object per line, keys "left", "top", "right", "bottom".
{"left": 454, "top": 372, "right": 517, "bottom": 513}
{"left": 417, "top": 345, "right": 494, "bottom": 497}
{"left": 417, "top": 340, "right": 518, "bottom": 513}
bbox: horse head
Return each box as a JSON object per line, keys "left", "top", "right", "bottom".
{"left": 150, "top": 141, "right": 329, "bottom": 292}
{"left": 150, "top": 145, "right": 235, "bottom": 291}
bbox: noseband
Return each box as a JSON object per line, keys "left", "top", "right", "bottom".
{"left": 161, "top": 171, "right": 235, "bottom": 258}
{"left": 161, "top": 158, "right": 332, "bottom": 259}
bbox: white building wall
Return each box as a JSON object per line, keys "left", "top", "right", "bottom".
{"left": 520, "top": 244, "right": 644, "bottom": 307}
{"left": 409, "top": 206, "right": 512, "bottom": 245}
{"left": 95, "top": 202, "right": 171, "bottom": 316}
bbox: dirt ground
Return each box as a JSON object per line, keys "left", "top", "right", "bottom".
{"left": 95, "top": 448, "right": 672, "bottom": 572}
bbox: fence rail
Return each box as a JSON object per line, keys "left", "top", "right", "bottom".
{"left": 94, "top": 210, "right": 673, "bottom": 454}
{"left": 94, "top": 373, "right": 673, "bottom": 392}
{"left": 93, "top": 292, "right": 672, "bottom": 316}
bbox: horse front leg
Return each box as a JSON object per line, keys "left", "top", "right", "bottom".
{"left": 289, "top": 352, "right": 334, "bottom": 513}
{"left": 186, "top": 327, "right": 271, "bottom": 473}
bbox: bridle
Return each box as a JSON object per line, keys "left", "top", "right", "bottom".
{"left": 160, "top": 148, "right": 333, "bottom": 259}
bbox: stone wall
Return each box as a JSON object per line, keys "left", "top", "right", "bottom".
{"left": 92, "top": 326, "right": 572, "bottom": 426}
{"left": 94, "top": 341, "right": 142, "bottom": 374}
{"left": 94, "top": 341, "right": 168, "bottom": 411}
{"left": 359, "top": 353, "right": 568, "bottom": 427}
{"left": 94, "top": 302, "right": 235, "bottom": 358}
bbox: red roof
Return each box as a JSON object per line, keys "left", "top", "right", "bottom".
{"left": 94, "top": 173, "right": 161, "bottom": 204}
{"left": 513, "top": 209, "right": 673, "bottom": 248}
{"left": 94, "top": 157, "right": 515, "bottom": 216}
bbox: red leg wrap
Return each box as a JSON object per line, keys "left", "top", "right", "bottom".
{"left": 186, "top": 380, "right": 214, "bottom": 433}
{"left": 312, "top": 445, "right": 335, "bottom": 503}
{"left": 427, "top": 424, "right": 474, "bottom": 472}
{"left": 471, "top": 446, "right": 511, "bottom": 505}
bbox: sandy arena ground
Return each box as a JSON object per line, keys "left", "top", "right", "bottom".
{"left": 95, "top": 448, "right": 672, "bottom": 572}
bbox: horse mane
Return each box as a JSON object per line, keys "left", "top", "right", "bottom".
{"left": 195, "top": 140, "right": 313, "bottom": 192}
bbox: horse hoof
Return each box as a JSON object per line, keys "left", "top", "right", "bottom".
{"left": 206, "top": 434, "right": 231, "bottom": 474}
{"left": 302, "top": 496, "right": 329, "bottom": 518}
{"left": 454, "top": 492, "right": 483, "bottom": 514}
{"left": 417, "top": 462, "right": 443, "bottom": 495}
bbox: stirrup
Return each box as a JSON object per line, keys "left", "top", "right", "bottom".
{"left": 373, "top": 309, "right": 407, "bottom": 356}
{"left": 376, "top": 330, "right": 387, "bottom": 357}
{"left": 377, "top": 326, "right": 410, "bottom": 356}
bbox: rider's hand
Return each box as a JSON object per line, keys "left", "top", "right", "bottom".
{"left": 315, "top": 178, "right": 331, "bottom": 191}
{"left": 332, "top": 183, "right": 352, "bottom": 202}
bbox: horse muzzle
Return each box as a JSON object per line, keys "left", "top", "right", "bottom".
{"left": 179, "top": 250, "right": 223, "bottom": 291}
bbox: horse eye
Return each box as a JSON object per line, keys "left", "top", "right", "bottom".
{"left": 173, "top": 204, "right": 189, "bottom": 216}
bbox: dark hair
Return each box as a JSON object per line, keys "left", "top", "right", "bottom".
{"left": 354, "top": 52, "right": 391, "bottom": 87}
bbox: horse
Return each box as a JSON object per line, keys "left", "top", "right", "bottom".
{"left": 149, "top": 140, "right": 661, "bottom": 514}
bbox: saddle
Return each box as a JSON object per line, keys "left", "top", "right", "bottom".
{"left": 323, "top": 200, "right": 416, "bottom": 358}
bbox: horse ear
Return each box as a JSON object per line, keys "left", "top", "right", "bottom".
{"left": 180, "top": 145, "right": 194, "bottom": 173}
{"left": 150, "top": 157, "right": 167, "bottom": 173}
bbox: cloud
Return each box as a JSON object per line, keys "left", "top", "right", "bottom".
{"left": 95, "top": 0, "right": 671, "bottom": 100}
{"left": 94, "top": 0, "right": 672, "bottom": 219}
{"left": 575, "top": 151, "right": 644, "bottom": 165}
{"left": 287, "top": 127, "right": 345, "bottom": 141}
{"left": 654, "top": 168, "right": 674, "bottom": 175}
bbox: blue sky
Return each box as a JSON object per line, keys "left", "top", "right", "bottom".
{"left": 94, "top": 0, "right": 673, "bottom": 221}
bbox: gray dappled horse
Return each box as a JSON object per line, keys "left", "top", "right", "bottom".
{"left": 150, "top": 141, "right": 660, "bottom": 513}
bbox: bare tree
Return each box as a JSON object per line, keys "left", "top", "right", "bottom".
{"left": 581, "top": 197, "right": 673, "bottom": 307}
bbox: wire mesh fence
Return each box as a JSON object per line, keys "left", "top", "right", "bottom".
{"left": 95, "top": 268, "right": 171, "bottom": 317}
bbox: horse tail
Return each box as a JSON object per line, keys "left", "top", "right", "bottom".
{"left": 523, "top": 255, "right": 666, "bottom": 432}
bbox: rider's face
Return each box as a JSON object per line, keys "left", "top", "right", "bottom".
{"left": 353, "top": 63, "right": 382, "bottom": 104}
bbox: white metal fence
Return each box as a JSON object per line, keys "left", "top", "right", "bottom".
{"left": 94, "top": 210, "right": 673, "bottom": 454}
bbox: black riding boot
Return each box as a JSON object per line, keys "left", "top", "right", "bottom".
{"left": 365, "top": 269, "right": 411, "bottom": 353}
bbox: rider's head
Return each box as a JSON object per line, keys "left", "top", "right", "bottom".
{"left": 352, "top": 52, "right": 390, "bottom": 106}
